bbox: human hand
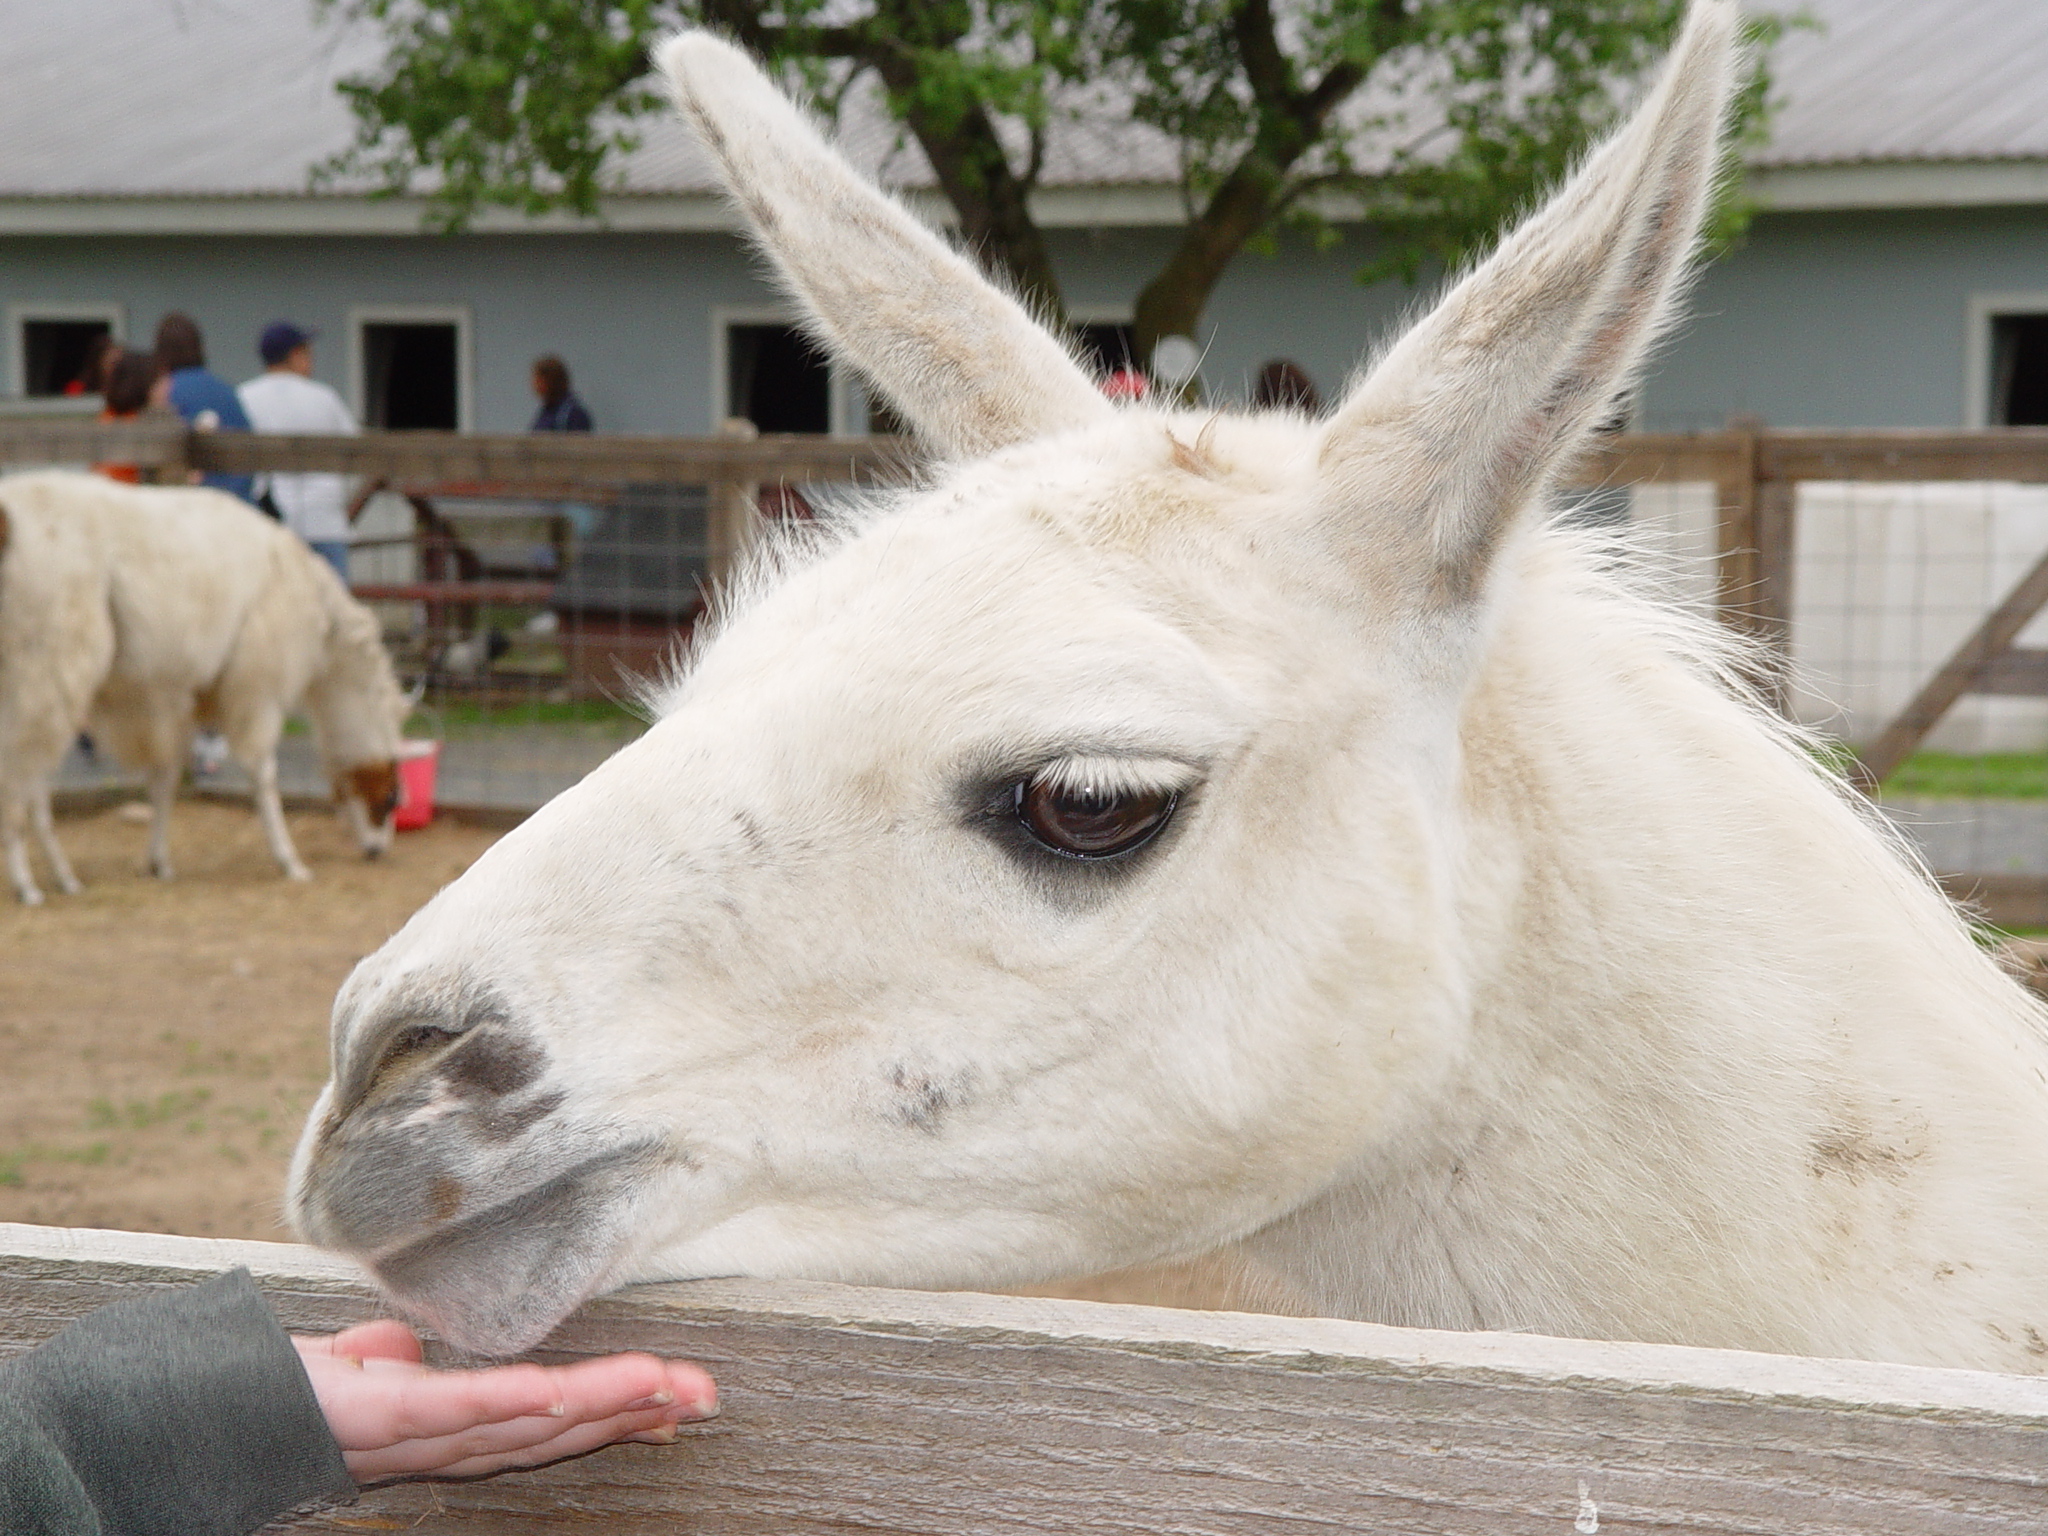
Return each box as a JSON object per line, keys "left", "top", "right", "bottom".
{"left": 294, "top": 1319, "right": 718, "bottom": 1482}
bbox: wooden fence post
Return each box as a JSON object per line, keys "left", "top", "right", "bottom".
{"left": 1717, "top": 417, "right": 1794, "bottom": 707}
{"left": 708, "top": 417, "right": 762, "bottom": 587}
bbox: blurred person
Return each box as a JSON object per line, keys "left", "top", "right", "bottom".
{"left": 0, "top": 1266, "right": 717, "bottom": 1534}
{"left": 530, "top": 354, "right": 593, "bottom": 432}
{"left": 154, "top": 311, "right": 256, "bottom": 504}
{"left": 62, "top": 333, "right": 119, "bottom": 397}
{"left": 1250, "top": 358, "right": 1322, "bottom": 415}
{"left": 237, "top": 322, "right": 360, "bottom": 581}
{"left": 91, "top": 348, "right": 162, "bottom": 484}
{"left": 1101, "top": 366, "right": 1148, "bottom": 401}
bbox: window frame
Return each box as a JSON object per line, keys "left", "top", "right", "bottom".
{"left": 346, "top": 303, "right": 474, "bottom": 431}
{"left": 6, "top": 302, "right": 126, "bottom": 399}
{"left": 712, "top": 305, "right": 873, "bottom": 436}
{"left": 1966, "top": 291, "right": 2048, "bottom": 427}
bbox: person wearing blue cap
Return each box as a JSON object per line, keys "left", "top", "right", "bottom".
{"left": 237, "top": 322, "right": 361, "bottom": 580}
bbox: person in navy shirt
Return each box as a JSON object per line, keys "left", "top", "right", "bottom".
{"left": 154, "top": 312, "right": 256, "bottom": 504}
{"left": 530, "top": 354, "right": 594, "bottom": 432}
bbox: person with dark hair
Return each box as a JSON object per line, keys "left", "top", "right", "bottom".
{"left": 1250, "top": 358, "right": 1322, "bottom": 416}
{"left": 530, "top": 355, "right": 593, "bottom": 432}
{"left": 62, "top": 333, "right": 119, "bottom": 398}
{"left": 92, "top": 349, "right": 163, "bottom": 484}
{"left": 153, "top": 311, "right": 256, "bottom": 503}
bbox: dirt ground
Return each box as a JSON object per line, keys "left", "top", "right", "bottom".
{"left": 0, "top": 798, "right": 502, "bottom": 1240}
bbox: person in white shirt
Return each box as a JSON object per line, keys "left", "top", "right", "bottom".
{"left": 237, "top": 322, "right": 360, "bottom": 580}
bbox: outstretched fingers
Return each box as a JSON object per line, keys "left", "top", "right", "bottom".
{"left": 355, "top": 1396, "right": 706, "bottom": 1482}
{"left": 294, "top": 1328, "right": 718, "bottom": 1482}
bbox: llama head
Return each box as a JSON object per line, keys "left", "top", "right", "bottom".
{"left": 306, "top": 585, "right": 409, "bottom": 858}
{"left": 289, "top": 3, "right": 1741, "bottom": 1354}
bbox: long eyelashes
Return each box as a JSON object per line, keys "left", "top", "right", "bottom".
{"left": 1012, "top": 775, "right": 1178, "bottom": 860}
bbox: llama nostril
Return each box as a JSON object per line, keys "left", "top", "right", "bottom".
{"left": 362, "top": 1020, "right": 466, "bottom": 1101}
{"left": 340, "top": 990, "right": 545, "bottom": 1119}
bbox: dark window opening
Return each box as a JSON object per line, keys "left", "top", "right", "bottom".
{"left": 362, "top": 322, "right": 459, "bottom": 430}
{"left": 727, "top": 324, "right": 830, "bottom": 433}
{"left": 1991, "top": 314, "right": 2048, "bottom": 426}
{"left": 1073, "top": 322, "right": 1135, "bottom": 381}
{"left": 22, "top": 318, "right": 113, "bottom": 397}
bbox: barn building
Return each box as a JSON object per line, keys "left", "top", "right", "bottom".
{"left": 0, "top": 0, "right": 2043, "bottom": 437}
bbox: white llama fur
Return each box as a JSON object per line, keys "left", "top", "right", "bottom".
{"left": 0, "top": 472, "right": 407, "bottom": 903}
{"left": 289, "top": 3, "right": 2048, "bottom": 1370}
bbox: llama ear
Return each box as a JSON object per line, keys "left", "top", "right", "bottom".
{"left": 1316, "top": 1, "right": 1741, "bottom": 607}
{"left": 659, "top": 32, "right": 1112, "bottom": 458}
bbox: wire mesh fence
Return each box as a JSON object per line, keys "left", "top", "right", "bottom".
{"left": 346, "top": 482, "right": 713, "bottom": 810}
{"left": 1785, "top": 478, "right": 2048, "bottom": 880}
{"left": 1617, "top": 442, "right": 2048, "bottom": 914}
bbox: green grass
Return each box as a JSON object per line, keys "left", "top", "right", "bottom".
{"left": 85, "top": 1089, "right": 211, "bottom": 1132}
{"left": 284, "top": 696, "right": 645, "bottom": 738}
{"left": 412, "top": 697, "right": 644, "bottom": 731}
{"left": 1882, "top": 752, "right": 2048, "bottom": 800}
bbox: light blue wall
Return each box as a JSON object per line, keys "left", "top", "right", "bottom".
{"left": 5, "top": 202, "right": 2046, "bottom": 433}
{"left": 0, "top": 230, "right": 770, "bottom": 432}
{"left": 1047, "top": 223, "right": 1418, "bottom": 409}
{"left": 1636, "top": 206, "right": 2048, "bottom": 430}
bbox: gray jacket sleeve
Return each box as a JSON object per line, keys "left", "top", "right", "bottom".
{"left": 0, "top": 1267, "right": 357, "bottom": 1536}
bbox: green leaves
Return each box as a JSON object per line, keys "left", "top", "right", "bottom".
{"left": 323, "top": 0, "right": 1787, "bottom": 349}
{"left": 318, "top": 0, "right": 677, "bottom": 227}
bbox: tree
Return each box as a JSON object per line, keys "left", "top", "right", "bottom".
{"left": 321, "top": 0, "right": 1780, "bottom": 379}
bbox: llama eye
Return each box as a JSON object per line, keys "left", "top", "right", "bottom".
{"left": 1014, "top": 776, "right": 1177, "bottom": 860}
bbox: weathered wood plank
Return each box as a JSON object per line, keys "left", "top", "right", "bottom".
{"left": 0, "top": 421, "right": 913, "bottom": 486}
{"left": 1938, "top": 874, "right": 2048, "bottom": 931}
{"left": 1561, "top": 430, "right": 1745, "bottom": 488}
{"left": 1972, "top": 648, "right": 2048, "bottom": 697}
{"left": 0, "top": 416, "right": 188, "bottom": 467}
{"left": 1, "top": 1223, "right": 2044, "bottom": 1534}
{"left": 182, "top": 430, "right": 912, "bottom": 486}
{"left": 9, "top": 422, "right": 2048, "bottom": 489}
{"left": 1760, "top": 429, "right": 2048, "bottom": 484}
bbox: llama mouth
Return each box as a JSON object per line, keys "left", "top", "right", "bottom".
{"left": 368, "top": 1140, "right": 665, "bottom": 1356}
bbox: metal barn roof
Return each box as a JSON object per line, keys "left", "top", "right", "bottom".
{"left": 0, "top": 0, "right": 2040, "bottom": 215}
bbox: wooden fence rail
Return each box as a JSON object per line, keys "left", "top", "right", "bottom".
{"left": 0, "top": 417, "right": 913, "bottom": 488}
{"left": 1, "top": 1222, "right": 2045, "bottom": 1533}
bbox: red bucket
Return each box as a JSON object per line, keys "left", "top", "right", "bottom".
{"left": 394, "top": 739, "right": 441, "bottom": 831}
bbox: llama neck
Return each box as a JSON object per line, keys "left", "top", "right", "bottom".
{"left": 1236, "top": 537, "right": 2048, "bottom": 1371}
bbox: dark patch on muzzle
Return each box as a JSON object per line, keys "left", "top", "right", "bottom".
{"left": 374, "top": 1140, "right": 665, "bottom": 1356}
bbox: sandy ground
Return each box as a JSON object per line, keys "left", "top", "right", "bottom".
{"left": 0, "top": 798, "right": 501, "bottom": 1240}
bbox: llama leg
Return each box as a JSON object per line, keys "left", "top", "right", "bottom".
{"left": 3, "top": 795, "right": 43, "bottom": 906}
{"left": 29, "top": 785, "right": 81, "bottom": 896}
{"left": 144, "top": 764, "right": 179, "bottom": 880}
{"left": 250, "top": 754, "right": 313, "bottom": 882}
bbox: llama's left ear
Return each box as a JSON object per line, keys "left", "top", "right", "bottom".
{"left": 660, "top": 32, "right": 1112, "bottom": 459}
{"left": 1316, "top": 0, "right": 1741, "bottom": 608}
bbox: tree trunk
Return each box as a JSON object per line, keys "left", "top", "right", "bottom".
{"left": 1131, "top": 0, "right": 1387, "bottom": 382}
{"left": 1131, "top": 165, "right": 1288, "bottom": 377}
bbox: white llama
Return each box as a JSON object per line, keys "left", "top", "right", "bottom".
{"left": 0, "top": 473, "right": 408, "bottom": 903}
{"left": 289, "top": 3, "right": 2048, "bottom": 1370}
